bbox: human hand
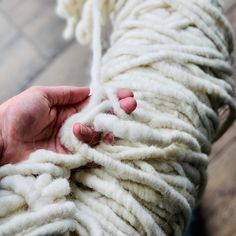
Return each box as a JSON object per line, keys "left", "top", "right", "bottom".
{"left": 0, "top": 86, "right": 137, "bottom": 166}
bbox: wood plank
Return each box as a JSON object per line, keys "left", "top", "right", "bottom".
{"left": 23, "top": 1, "right": 69, "bottom": 60}
{"left": 29, "top": 42, "right": 91, "bottom": 88}
{"left": 223, "top": 0, "right": 236, "bottom": 13}
{"left": 0, "top": 0, "right": 21, "bottom": 12}
{"left": 201, "top": 2, "right": 236, "bottom": 235}
{"left": 0, "top": 12, "right": 18, "bottom": 50}
{"left": 1, "top": 0, "right": 51, "bottom": 27}
{"left": 202, "top": 123, "right": 236, "bottom": 236}
{"left": 0, "top": 0, "right": 72, "bottom": 101}
{"left": 0, "top": 38, "right": 46, "bottom": 103}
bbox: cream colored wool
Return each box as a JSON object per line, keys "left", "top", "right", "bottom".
{"left": 0, "top": 0, "right": 235, "bottom": 235}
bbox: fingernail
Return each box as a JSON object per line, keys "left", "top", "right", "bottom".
{"left": 89, "top": 88, "right": 93, "bottom": 96}
{"left": 117, "top": 88, "right": 134, "bottom": 100}
{"left": 120, "top": 97, "right": 137, "bottom": 114}
{"left": 79, "top": 124, "right": 87, "bottom": 136}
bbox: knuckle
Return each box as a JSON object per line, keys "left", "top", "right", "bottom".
{"left": 29, "top": 86, "right": 45, "bottom": 96}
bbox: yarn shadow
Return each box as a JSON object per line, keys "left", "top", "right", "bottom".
{"left": 184, "top": 206, "right": 210, "bottom": 236}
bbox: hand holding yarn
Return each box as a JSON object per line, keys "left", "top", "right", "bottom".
{"left": 0, "top": 86, "right": 137, "bottom": 166}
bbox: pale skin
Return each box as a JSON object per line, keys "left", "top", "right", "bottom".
{"left": 0, "top": 86, "right": 137, "bottom": 166}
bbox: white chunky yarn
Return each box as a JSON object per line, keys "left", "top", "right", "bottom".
{"left": 0, "top": 0, "right": 235, "bottom": 235}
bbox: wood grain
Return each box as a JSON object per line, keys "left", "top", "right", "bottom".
{"left": 0, "top": 0, "right": 71, "bottom": 103}
{"left": 201, "top": 1, "right": 236, "bottom": 236}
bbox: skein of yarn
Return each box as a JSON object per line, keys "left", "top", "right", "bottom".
{"left": 0, "top": 0, "right": 235, "bottom": 235}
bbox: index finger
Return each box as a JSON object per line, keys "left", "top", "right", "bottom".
{"left": 42, "top": 86, "right": 90, "bottom": 106}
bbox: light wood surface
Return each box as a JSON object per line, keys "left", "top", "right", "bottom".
{"left": 201, "top": 1, "right": 236, "bottom": 236}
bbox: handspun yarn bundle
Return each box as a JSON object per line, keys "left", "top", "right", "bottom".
{"left": 0, "top": 0, "right": 235, "bottom": 235}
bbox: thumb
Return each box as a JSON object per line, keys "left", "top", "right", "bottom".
{"left": 43, "top": 86, "right": 90, "bottom": 106}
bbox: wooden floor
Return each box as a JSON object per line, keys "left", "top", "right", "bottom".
{"left": 201, "top": 1, "right": 236, "bottom": 236}
{"left": 0, "top": 0, "right": 91, "bottom": 104}
{"left": 0, "top": 1, "right": 235, "bottom": 235}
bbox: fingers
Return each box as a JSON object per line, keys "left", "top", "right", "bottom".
{"left": 40, "top": 86, "right": 90, "bottom": 106}
{"left": 117, "top": 88, "right": 134, "bottom": 100}
{"left": 76, "top": 89, "right": 135, "bottom": 169}
{"left": 73, "top": 123, "right": 101, "bottom": 147}
{"left": 73, "top": 88, "right": 136, "bottom": 148}
{"left": 67, "top": 121, "right": 103, "bottom": 169}
{"left": 73, "top": 123, "right": 115, "bottom": 146}
{"left": 103, "top": 89, "right": 136, "bottom": 142}
{"left": 72, "top": 96, "right": 90, "bottom": 113}
{"left": 103, "top": 132, "right": 115, "bottom": 144}
{"left": 118, "top": 88, "right": 137, "bottom": 114}
{"left": 119, "top": 97, "right": 137, "bottom": 114}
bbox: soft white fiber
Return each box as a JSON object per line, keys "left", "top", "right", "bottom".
{"left": 0, "top": 0, "right": 235, "bottom": 235}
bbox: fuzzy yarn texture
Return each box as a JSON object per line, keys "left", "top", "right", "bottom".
{"left": 0, "top": 0, "right": 236, "bottom": 235}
